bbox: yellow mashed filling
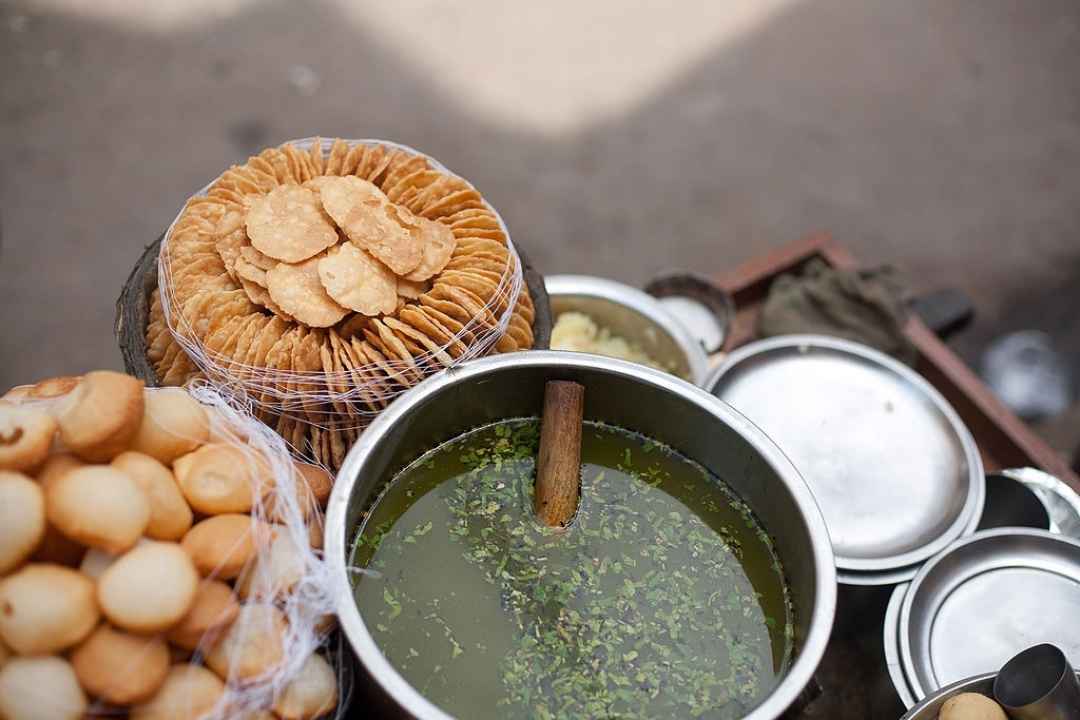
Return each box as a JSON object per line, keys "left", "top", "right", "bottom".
{"left": 550, "top": 312, "right": 665, "bottom": 370}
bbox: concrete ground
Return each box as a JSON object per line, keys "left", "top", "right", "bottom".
{"left": 3, "top": 0, "right": 1079, "bottom": 390}
{"left": 2, "top": 1, "right": 1079, "bottom": 714}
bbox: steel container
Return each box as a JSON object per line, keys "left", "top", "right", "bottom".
{"left": 545, "top": 274, "right": 711, "bottom": 385}
{"left": 326, "top": 351, "right": 836, "bottom": 719}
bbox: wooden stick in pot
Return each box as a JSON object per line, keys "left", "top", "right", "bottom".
{"left": 534, "top": 381, "right": 584, "bottom": 527}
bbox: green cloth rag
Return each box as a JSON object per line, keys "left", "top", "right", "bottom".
{"left": 757, "top": 259, "right": 917, "bottom": 365}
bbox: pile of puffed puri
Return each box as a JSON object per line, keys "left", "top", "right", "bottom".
{"left": 148, "top": 138, "right": 536, "bottom": 470}
{"left": 0, "top": 371, "right": 340, "bottom": 720}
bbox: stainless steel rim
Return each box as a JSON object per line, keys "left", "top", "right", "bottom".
{"left": 836, "top": 565, "right": 920, "bottom": 586}
{"left": 900, "top": 672, "right": 998, "bottom": 720}
{"left": 837, "top": 486, "right": 984, "bottom": 586}
{"left": 704, "top": 334, "right": 985, "bottom": 572}
{"left": 897, "top": 527, "right": 1080, "bottom": 698}
{"left": 884, "top": 583, "right": 918, "bottom": 708}
{"left": 326, "top": 351, "right": 836, "bottom": 720}
{"left": 545, "top": 274, "right": 711, "bottom": 386}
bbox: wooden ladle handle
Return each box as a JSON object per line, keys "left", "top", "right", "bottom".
{"left": 534, "top": 380, "right": 584, "bottom": 527}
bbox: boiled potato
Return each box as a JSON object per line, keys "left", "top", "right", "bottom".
{"left": 181, "top": 514, "right": 262, "bottom": 580}
{"left": 46, "top": 465, "right": 150, "bottom": 553}
{"left": 272, "top": 652, "right": 338, "bottom": 720}
{"left": 0, "top": 564, "right": 98, "bottom": 654}
{"left": 205, "top": 604, "right": 286, "bottom": 682}
{"left": 130, "top": 388, "right": 209, "bottom": 465}
{"left": 130, "top": 664, "right": 225, "bottom": 720}
{"left": 0, "top": 471, "right": 45, "bottom": 573}
{"left": 112, "top": 451, "right": 193, "bottom": 540}
{"left": 938, "top": 693, "right": 1008, "bottom": 720}
{"left": 0, "top": 656, "right": 87, "bottom": 720}
{"left": 71, "top": 624, "right": 170, "bottom": 705}
{"left": 173, "top": 444, "right": 259, "bottom": 515}
{"left": 0, "top": 403, "right": 56, "bottom": 472}
{"left": 55, "top": 370, "right": 144, "bottom": 462}
{"left": 166, "top": 579, "right": 240, "bottom": 651}
{"left": 98, "top": 541, "right": 199, "bottom": 634}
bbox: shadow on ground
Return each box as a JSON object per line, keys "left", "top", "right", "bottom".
{"left": 3, "top": 0, "right": 1079, "bottom": 391}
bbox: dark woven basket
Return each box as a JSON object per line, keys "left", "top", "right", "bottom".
{"left": 115, "top": 232, "right": 551, "bottom": 387}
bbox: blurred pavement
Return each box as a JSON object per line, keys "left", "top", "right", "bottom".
{"left": 2, "top": 0, "right": 1079, "bottom": 396}
{"left": 2, "top": 3, "right": 1080, "bottom": 716}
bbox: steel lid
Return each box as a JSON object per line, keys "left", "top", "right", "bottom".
{"left": 706, "top": 335, "right": 984, "bottom": 572}
{"left": 898, "top": 528, "right": 1080, "bottom": 699}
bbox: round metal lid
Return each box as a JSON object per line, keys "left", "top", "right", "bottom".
{"left": 839, "top": 488, "right": 985, "bottom": 586}
{"left": 706, "top": 335, "right": 984, "bottom": 572}
{"left": 899, "top": 528, "right": 1080, "bottom": 699}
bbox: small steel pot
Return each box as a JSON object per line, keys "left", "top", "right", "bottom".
{"left": 545, "top": 274, "right": 710, "bottom": 385}
{"left": 326, "top": 351, "right": 835, "bottom": 720}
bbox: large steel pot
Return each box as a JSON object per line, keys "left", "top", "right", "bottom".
{"left": 326, "top": 351, "right": 836, "bottom": 719}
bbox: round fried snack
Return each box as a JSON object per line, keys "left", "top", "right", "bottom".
{"left": 98, "top": 541, "right": 199, "bottom": 634}
{"left": 245, "top": 185, "right": 338, "bottom": 263}
{"left": 46, "top": 466, "right": 150, "bottom": 553}
{"left": 396, "top": 277, "right": 428, "bottom": 300}
{"left": 264, "top": 461, "right": 332, "bottom": 523}
{"left": 129, "top": 388, "right": 210, "bottom": 465}
{"left": 266, "top": 256, "right": 349, "bottom": 328}
{"left": 79, "top": 548, "right": 118, "bottom": 580}
{"left": 0, "top": 564, "right": 99, "bottom": 655}
{"left": 0, "top": 656, "right": 87, "bottom": 720}
{"left": 71, "top": 625, "right": 170, "bottom": 705}
{"left": 27, "top": 376, "right": 81, "bottom": 401}
{"left": 318, "top": 176, "right": 423, "bottom": 275}
{"left": 0, "top": 403, "right": 57, "bottom": 472}
{"left": 32, "top": 460, "right": 86, "bottom": 567}
{"left": 272, "top": 652, "right": 339, "bottom": 720}
{"left": 34, "top": 453, "right": 83, "bottom": 491}
{"left": 236, "top": 528, "right": 303, "bottom": 600}
{"left": 204, "top": 603, "right": 286, "bottom": 682}
{"left": 173, "top": 444, "right": 259, "bottom": 515}
{"left": 317, "top": 243, "right": 397, "bottom": 316}
{"left": 55, "top": 371, "right": 144, "bottom": 462}
{"left": 111, "top": 451, "right": 193, "bottom": 541}
{"left": 403, "top": 217, "right": 456, "bottom": 282}
{"left": 130, "top": 665, "right": 224, "bottom": 720}
{"left": 0, "top": 472, "right": 45, "bottom": 573}
{"left": 295, "top": 461, "right": 332, "bottom": 506}
{"left": 182, "top": 514, "right": 261, "bottom": 580}
{"left": 166, "top": 580, "right": 240, "bottom": 651}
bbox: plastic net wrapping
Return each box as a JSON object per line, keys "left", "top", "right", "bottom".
{"left": 0, "top": 374, "right": 349, "bottom": 720}
{"left": 146, "top": 137, "right": 535, "bottom": 470}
